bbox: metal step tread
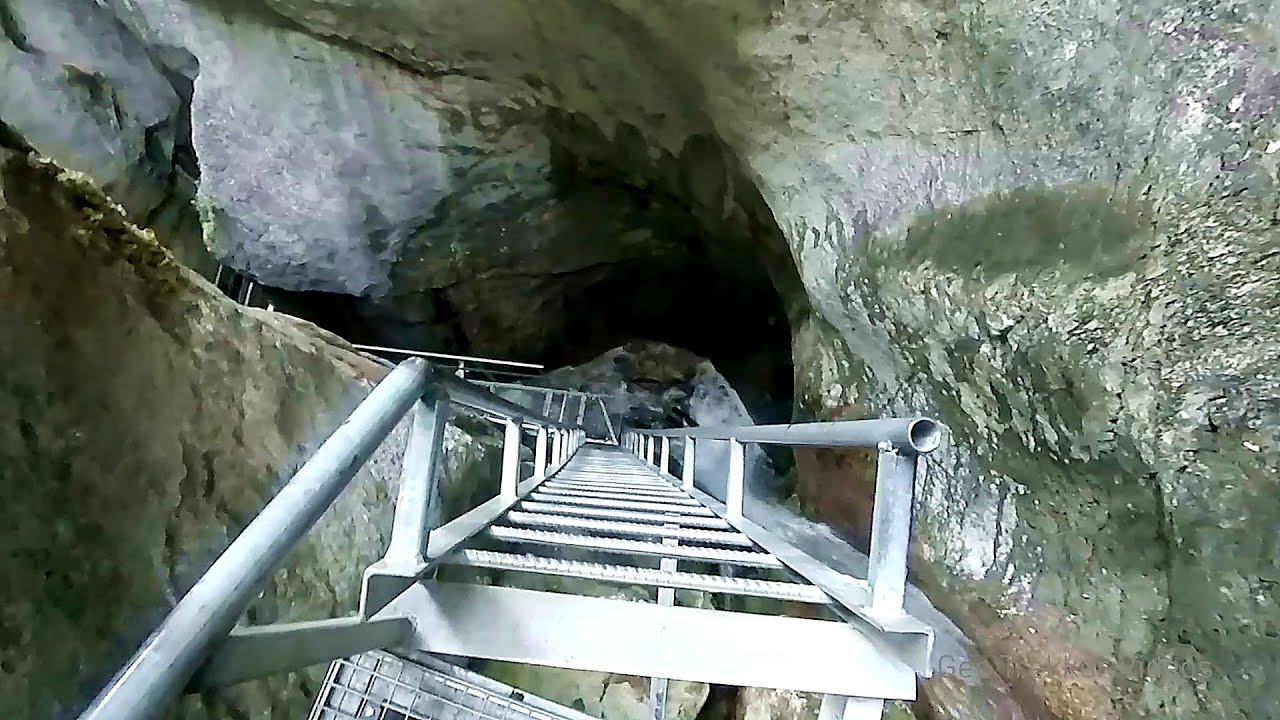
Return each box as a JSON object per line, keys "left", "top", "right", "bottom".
{"left": 505, "top": 511, "right": 755, "bottom": 547}
{"left": 312, "top": 651, "right": 595, "bottom": 720}
{"left": 540, "top": 479, "right": 686, "bottom": 489}
{"left": 528, "top": 492, "right": 715, "bottom": 516}
{"left": 519, "top": 501, "right": 730, "bottom": 528}
{"left": 449, "top": 549, "right": 831, "bottom": 604}
{"left": 541, "top": 481, "right": 687, "bottom": 496}
{"left": 488, "top": 526, "right": 784, "bottom": 568}
{"left": 536, "top": 485, "right": 700, "bottom": 503}
{"left": 551, "top": 474, "right": 677, "bottom": 487}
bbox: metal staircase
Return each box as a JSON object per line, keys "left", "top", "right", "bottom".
{"left": 78, "top": 358, "right": 943, "bottom": 720}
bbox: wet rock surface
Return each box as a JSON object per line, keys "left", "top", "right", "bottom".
{"left": 0, "top": 151, "right": 502, "bottom": 719}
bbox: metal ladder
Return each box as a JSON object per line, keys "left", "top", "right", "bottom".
{"left": 77, "top": 359, "right": 941, "bottom": 720}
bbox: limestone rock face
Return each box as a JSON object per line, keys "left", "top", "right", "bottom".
{"left": 0, "top": 0, "right": 210, "bottom": 273}
{"left": 0, "top": 150, "right": 501, "bottom": 719}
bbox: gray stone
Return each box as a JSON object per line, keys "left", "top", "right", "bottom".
{"left": 0, "top": 0, "right": 211, "bottom": 273}
{"left": 0, "top": 151, "right": 502, "bottom": 719}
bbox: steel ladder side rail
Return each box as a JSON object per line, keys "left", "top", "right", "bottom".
{"left": 518, "top": 501, "right": 732, "bottom": 528}
{"left": 486, "top": 526, "right": 784, "bottom": 568}
{"left": 448, "top": 550, "right": 831, "bottom": 604}
{"left": 505, "top": 512, "right": 756, "bottom": 547}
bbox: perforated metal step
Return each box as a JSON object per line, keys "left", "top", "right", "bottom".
{"left": 310, "top": 651, "right": 595, "bottom": 720}
{"left": 518, "top": 500, "right": 731, "bottom": 528}
{"left": 536, "top": 484, "right": 701, "bottom": 504}
{"left": 505, "top": 511, "right": 755, "bottom": 547}
{"left": 487, "top": 526, "right": 784, "bottom": 568}
{"left": 527, "top": 492, "right": 715, "bottom": 516}
{"left": 549, "top": 477, "right": 682, "bottom": 492}
{"left": 448, "top": 549, "right": 831, "bottom": 603}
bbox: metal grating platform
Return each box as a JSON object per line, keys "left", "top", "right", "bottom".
{"left": 310, "top": 652, "right": 595, "bottom": 720}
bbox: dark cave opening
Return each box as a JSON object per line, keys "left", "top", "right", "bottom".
{"left": 241, "top": 132, "right": 803, "bottom": 426}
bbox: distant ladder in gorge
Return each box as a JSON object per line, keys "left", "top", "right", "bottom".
{"left": 78, "top": 357, "right": 943, "bottom": 720}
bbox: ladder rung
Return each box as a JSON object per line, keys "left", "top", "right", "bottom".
{"left": 449, "top": 550, "right": 830, "bottom": 604}
{"left": 506, "top": 512, "right": 755, "bottom": 547}
{"left": 557, "top": 465, "right": 666, "bottom": 474}
{"left": 551, "top": 476, "right": 679, "bottom": 491}
{"left": 519, "top": 501, "right": 730, "bottom": 528}
{"left": 488, "top": 526, "right": 783, "bottom": 568}
{"left": 537, "top": 485, "right": 700, "bottom": 504}
{"left": 528, "top": 492, "right": 715, "bottom": 516}
{"left": 561, "top": 466, "right": 656, "bottom": 473}
{"left": 545, "top": 476, "right": 684, "bottom": 490}
{"left": 542, "top": 484, "right": 687, "bottom": 500}
{"left": 540, "top": 476, "right": 686, "bottom": 491}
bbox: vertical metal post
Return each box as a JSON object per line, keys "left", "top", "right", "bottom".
{"left": 819, "top": 695, "right": 885, "bottom": 720}
{"left": 726, "top": 438, "right": 745, "bottom": 522}
{"left": 558, "top": 393, "right": 568, "bottom": 422}
{"left": 384, "top": 398, "right": 449, "bottom": 568}
{"left": 645, "top": 435, "right": 655, "bottom": 465}
{"left": 681, "top": 438, "right": 695, "bottom": 490}
{"left": 534, "top": 427, "right": 548, "bottom": 476}
{"left": 659, "top": 437, "right": 671, "bottom": 474}
{"left": 542, "top": 391, "right": 554, "bottom": 416}
{"left": 868, "top": 447, "right": 917, "bottom": 613}
{"left": 648, "top": 534, "right": 679, "bottom": 720}
{"left": 549, "top": 430, "right": 562, "bottom": 466}
{"left": 500, "top": 418, "right": 522, "bottom": 499}
{"left": 576, "top": 395, "right": 587, "bottom": 425}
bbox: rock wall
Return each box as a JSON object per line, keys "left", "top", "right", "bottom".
{"left": 0, "top": 149, "right": 501, "bottom": 719}
{"left": 775, "top": 4, "right": 1280, "bottom": 719}
{"left": 0, "top": 0, "right": 211, "bottom": 274}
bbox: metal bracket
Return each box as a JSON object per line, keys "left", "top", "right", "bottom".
{"left": 191, "top": 615, "right": 413, "bottom": 689}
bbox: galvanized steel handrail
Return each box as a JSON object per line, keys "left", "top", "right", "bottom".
{"left": 434, "top": 373, "right": 578, "bottom": 428}
{"left": 622, "top": 413, "right": 944, "bottom": 627}
{"left": 638, "top": 417, "right": 942, "bottom": 454}
{"left": 351, "top": 343, "right": 545, "bottom": 370}
{"left": 79, "top": 358, "right": 585, "bottom": 720}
